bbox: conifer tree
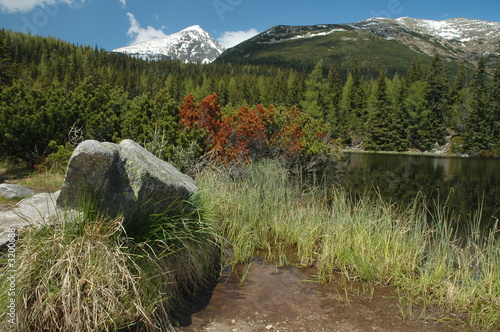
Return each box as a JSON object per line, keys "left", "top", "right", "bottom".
{"left": 365, "top": 71, "right": 397, "bottom": 151}
{"left": 463, "top": 58, "right": 492, "bottom": 153}
{"left": 339, "top": 60, "right": 366, "bottom": 144}
{"left": 71, "top": 78, "right": 125, "bottom": 142}
{"left": 449, "top": 62, "right": 469, "bottom": 132}
{"left": 406, "top": 59, "right": 424, "bottom": 85}
{"left": 402, "top": 80, "right": 427, "bottom": 150}
{"left": 286, "top": 70, "right": 302, "bottom": 107}
{"left": 491, "top": 59, "right": 500, "bottom": 150}
{"left": 326, "top": 65, "right": 343, "bottom": 128}
{"left": 300, "top": 60, "right": 329, "bottom": 120}
{"left": 422, "top": 54, "right": 448, "bottom": 150}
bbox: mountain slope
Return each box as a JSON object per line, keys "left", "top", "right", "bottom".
{"left": 112, "top": 25, "right": 225, "bottom": 63}
{"left": 355, "top": 17, "right": 500, "bottom": 63}
{"left": 216, "top": 17, "right": 500, "bottom": 73}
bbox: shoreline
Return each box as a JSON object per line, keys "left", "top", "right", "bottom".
{"left": 341, "top": 148, "right": 492, "bottom": 159}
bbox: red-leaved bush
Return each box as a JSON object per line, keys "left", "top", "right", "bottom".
{"left": 180, "top": 93, "right": 340, "bottom": 167}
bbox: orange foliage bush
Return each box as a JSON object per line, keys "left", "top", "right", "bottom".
{"left": 179, "top": 93, "right": 339, "bottom": 166}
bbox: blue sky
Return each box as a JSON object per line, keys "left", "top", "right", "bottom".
{"left": 0, "top": 0, "right": 499, "bottom": 50}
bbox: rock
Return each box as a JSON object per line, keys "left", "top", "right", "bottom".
{"left": 0, "top": 184, "right": 35, "bottom": 200}
{"left": 57, "top": 139, "right": 197, "bottom": 227}
{"left": 0, "top": 191, "right": 60, "bottom": 247}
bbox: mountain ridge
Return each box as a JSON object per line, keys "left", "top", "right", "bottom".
{"left": 112, "top": 17, "right": 500, "bottom": 71}
{"left": 216, "top": 17, "right": 500, "bottom": 73}
{"left": 352, "top": 17, "right": 500, "bottom": 63}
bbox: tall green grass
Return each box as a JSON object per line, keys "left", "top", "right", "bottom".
{"left": 199, "top": 160, "right": 499, "bottom": 330}
{"left": 0, "top": 192, "right": 218, "bottom": 331}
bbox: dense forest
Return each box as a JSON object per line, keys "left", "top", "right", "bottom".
{"left": 1, "top": 29, "right": 499, "bottom": 170}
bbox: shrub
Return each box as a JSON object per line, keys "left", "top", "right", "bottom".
{"left": 179, "top": 93, "right": 342, "bottom": 170}
{"left": 35, "top": 140, "right": 74, "bottom": 173}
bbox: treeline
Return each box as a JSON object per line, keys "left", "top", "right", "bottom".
{"left": 0, "top": 29, "right": 499, "bottom": 168}
{"left": 304, "top": 57, "right": 500, "bottom": 154}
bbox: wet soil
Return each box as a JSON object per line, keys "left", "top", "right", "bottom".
{"left": 177, "top": 260, "right": 466, "bottom": 332}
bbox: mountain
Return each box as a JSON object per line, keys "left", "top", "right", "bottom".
{"left": 112, "top": 25, "right": 225, "bottom": 64}
{"left": 217, "top": 17, "right": 500, "bottom": 74}
{"left": 354, "top": 17, "right": 500, "bottom": 63}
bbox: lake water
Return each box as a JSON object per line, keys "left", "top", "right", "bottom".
{"left": 341, "top": 152, "right": 500, "bottom": 231}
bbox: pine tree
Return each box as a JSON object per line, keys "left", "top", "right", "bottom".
{"left": 300, "top": 60, "right": 329, "bottom": 120}
{"left": 449, "top": 62, "right": 469, "bottom": 132}
{"left": 365, "top": 71, "right": 397, "bottom": 151}
{"left": 422, "top": 54, "right": 448, "bottom": 150}
{"left": 491, "top": 59, "right": 500, "bottom": 150}
{"left": 406, "top": 59, "right": 424, "bottom": 85}
{"left": 463, "top": 58, "right": 492, "bottom": 153}
{"left": 325, "top": 65, "right": 343, "bottom": 128}
{"left": 339, "top": 60, "right": 366, "bottom": 144}
{"left": 286, "top": 70, "right": 302, "bottom": 107}
{"left": 71, "top": 78, "right": 126, "bottom": 142}
{"left": 402, "top": 80, "right": 427, "bottom": 150}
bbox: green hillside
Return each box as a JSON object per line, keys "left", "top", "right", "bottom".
{"left": 216, "top": 26, "right": 460, "bottom": 77}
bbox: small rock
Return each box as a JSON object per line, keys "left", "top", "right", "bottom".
{"left": 0, "top": 184, "right": 35, "bottom": 200}
{"left": 0, "top": 191, "right": 60, "bottom": 247}
{"left": 266, "top": 324, "right": 273, "bottom": 330}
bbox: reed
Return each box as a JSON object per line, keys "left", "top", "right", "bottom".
{"left": 199, "top": 160, "right": 499, "bottom": 330}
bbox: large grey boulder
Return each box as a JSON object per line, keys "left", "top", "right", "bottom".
{"left": 0, "top": 191, "right": 60, "bottom": 247}
{"left": 57, "top": 139, "right": 197, "bottom": 227}
{"left": 0, "top": 184, "right": 35, "bottom": 200}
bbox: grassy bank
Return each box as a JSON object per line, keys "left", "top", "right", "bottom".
{"left": 0, "top": 189, "right": 218, "bottom": 331}
{"left": 199, "top": 160, "right": 499, "bottom": 330}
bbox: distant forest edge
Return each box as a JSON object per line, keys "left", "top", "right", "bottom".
{"left": 1, "top": 29, "right": 499, "bottom": 169}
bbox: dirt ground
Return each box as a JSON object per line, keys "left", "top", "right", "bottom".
{"left": 176, "top": 260, "right": 467, "bottom": 332}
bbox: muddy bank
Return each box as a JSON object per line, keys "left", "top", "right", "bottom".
{"left": 177, "top": 260, "right": 465, "bottom": 332}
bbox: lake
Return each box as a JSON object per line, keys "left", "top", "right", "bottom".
{"left": 341, "top": 152, "right": 500, "bottom": 231}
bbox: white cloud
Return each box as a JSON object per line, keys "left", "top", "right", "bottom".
{"left": 118, "top": 0, "right": 126, "bottom": 7}
{"left": 126, "top": 12, "right": 167, "bottom": 44}
{"left": 217, "top": 28, "right": 259, "bottom": 48}
{"left": 0, "top": 0, "right": 74, "bottom": 13}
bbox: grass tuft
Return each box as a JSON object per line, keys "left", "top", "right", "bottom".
{"left": 0, "top": 190, "right": 218, "bottom": 331}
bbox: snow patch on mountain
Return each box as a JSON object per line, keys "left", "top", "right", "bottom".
{"left": 289, "top": 28, "right": 345, "bottom": 41}
{"left": 352, "top": 17, "right": 500, "bottom": 63}
{"left": 395, "top": 17, "right": 500, "bottom": 42}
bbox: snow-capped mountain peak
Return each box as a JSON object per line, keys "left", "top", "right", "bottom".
{"left": 113, "top": 26, "right": 225, "bottom": 64}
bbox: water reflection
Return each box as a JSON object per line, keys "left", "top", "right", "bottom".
{"left": 342, "top": 152, "right": 500, "bottom": 230}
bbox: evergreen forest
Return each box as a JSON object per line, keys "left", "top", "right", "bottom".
{"left": 1, "top": 29, "right": 499, "bottom": 169}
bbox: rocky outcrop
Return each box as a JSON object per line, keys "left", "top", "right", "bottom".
{"left": 0, "top": 184, "right": 35, "bottom": 200}
{"left": 57, "top": 139, "right": 197, "bottom": 227}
